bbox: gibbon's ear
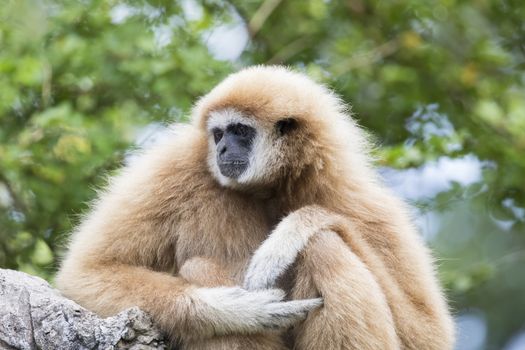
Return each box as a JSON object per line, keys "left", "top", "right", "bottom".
{"left": 275, "top": 118, "right": 298, "bottom": 136}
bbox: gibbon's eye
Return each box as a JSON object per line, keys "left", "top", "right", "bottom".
{"left": 212, "top": 128, "right": 224, "bottom": 144}
{"left": 275, "top": 118, "right": 298, "bottom": 136}
{"left": 229, "top": 123, "right": 251, "bottom": 137}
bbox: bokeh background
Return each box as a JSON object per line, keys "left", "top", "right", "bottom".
{"left": 1, "top": 1, "right": 524, "bottom": 349}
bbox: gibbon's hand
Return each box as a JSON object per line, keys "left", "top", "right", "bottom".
{"left": 244, "top": 210, "right": 327, "bottom": 291}
{"left": 244, "top": 241, "right": 299, "bottom": 291}
{"left": 193, "top": 287, "right": 322, "bottom": 334}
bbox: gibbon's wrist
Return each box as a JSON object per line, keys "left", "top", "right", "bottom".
{"left": 244, "top": 206, "right": 350, "bottom": 291}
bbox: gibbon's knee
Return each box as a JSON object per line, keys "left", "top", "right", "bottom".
{"left": 291, "top": 230, "right": 400, "bottom": 350}
{"left": 179, "top": 257, "right": 235, "bottom": 287}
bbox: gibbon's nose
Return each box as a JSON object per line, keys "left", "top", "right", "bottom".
{"left": 219, "top": 144, "right": 227, "bottom": 156}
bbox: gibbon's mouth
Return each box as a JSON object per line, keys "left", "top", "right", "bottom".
{"left": 221, "top": 161, "right": 248, "bottom": 165}
{"left": 218, "top": 160, "right": 248, "bottom": 179}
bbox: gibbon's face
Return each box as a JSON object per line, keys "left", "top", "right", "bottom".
{"left": 206, "top": 108, "right": 298, "bottom": 188}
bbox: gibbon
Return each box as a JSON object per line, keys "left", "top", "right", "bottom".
{"left": 56, "top": 66, "right": 455, "bottom": 349}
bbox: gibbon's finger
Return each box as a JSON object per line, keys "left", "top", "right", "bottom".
{"left": 258, "top": 298, "right": 324, "bottom": 330}
{"left": 192, "top": 287, "right": 321, "bottom": 334}
{"left": 252, "top": 288, "right": 287, "bottom": 302}
{"left": 267, "top": 298, "right": 324, "bottom": 317}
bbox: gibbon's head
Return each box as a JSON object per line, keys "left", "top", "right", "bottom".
{"left": 192, "top": 66, "right": 369, "bottom": 189}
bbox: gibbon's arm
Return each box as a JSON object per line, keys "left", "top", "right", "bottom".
{"left": 244, "top": 206, "right": 341, "bottom": 291}
{"left": 244, "top": 205, "right": 454, "bottom": 350}
{"left": 57, "top": 164, "right": 321, "bottom": 343}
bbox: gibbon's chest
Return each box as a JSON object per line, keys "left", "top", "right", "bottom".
{"left": 173, "top": 189, "right": 272, "bottom": 281}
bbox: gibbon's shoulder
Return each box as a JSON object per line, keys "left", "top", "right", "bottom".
{"left": 105, "top": 124, "right": 215, "bottom": 203}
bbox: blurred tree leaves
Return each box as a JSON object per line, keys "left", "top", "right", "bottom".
{"left": 0, "top": 0, "right": 233, "bottom": 279}
{"left": 232, "top": 0, "right": 525, "bottom": 207}
{"left": 1, "top": 0, "right": 525, "bottom": 348}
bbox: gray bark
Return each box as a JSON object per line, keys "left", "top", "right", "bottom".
{"left": 0, "top": 269, "right": 167, "bottom": 350}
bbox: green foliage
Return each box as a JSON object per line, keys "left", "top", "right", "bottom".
{"left": 1, "top": 0, "right": 524, "bottom": 348}
{"left": 0, "top": 0, "right": 233, "bottom": 279}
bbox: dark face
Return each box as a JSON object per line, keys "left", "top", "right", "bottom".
{"left": 212, "top": 123, "right": 256, "bottom": 179}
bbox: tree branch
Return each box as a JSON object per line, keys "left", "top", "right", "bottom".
{"left": 266, "top": 36, "right": 311, "bottom": 64}
{"left": 0, "top": 171, "right": 27, "bottom": 213}
{"left": 248, "top": 0, "right": 283, "bottom": 38}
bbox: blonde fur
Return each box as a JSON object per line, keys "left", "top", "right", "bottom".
{"left": 56, "top": 66, "right": 454, "bottom": 349}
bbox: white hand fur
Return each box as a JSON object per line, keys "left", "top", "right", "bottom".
{"left": 244, "top": 210, "right": 328, "bottom": 291}
{"left": 193, "top": 287, "right": 322, "bottom": 335}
